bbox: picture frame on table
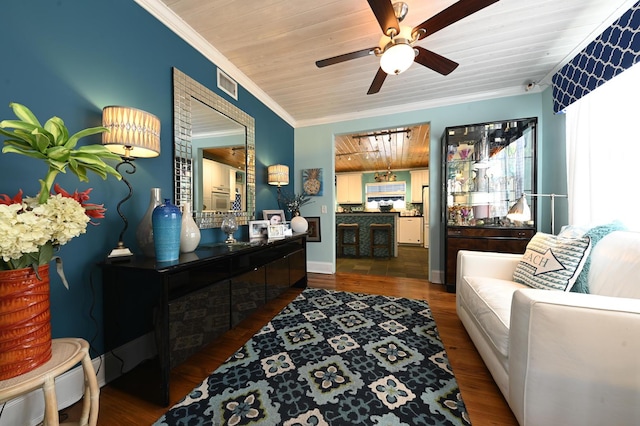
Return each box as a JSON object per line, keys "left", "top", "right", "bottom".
{"left": 268, "top": 224, "right": 286, "bottom": 239}
{"left": 306, "top": 217, "right": 321, "bottom": 242}
{"left": 249, "top": 220, "right": 269, "bottom": 239}
{"left": 263, "top": 209, "right": 286, "bottom": 225}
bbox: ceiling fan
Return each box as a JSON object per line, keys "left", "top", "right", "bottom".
{"left": 315, "top": 0, "right": 499, "bottom": 94}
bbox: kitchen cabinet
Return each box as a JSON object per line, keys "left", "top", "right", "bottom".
{"left": 203, "top": 158, "right": 230, "bottom": 190}
{"left": 410, "top": 169, "right": 429, "bottom": 203}
{"left": 442, "top": 117, "right": 537, "bottom": 292}
{"left": 336, "top": 173, "right": 363, "bottom": 204}
{"left": 397, "top": 217, "right": 423, "bottom": 244}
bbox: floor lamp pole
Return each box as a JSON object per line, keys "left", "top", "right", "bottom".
{"left": 530, "top": 193, "right": 567, "bottom": 234}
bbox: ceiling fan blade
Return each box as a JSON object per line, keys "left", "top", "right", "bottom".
{"left": 414, "top": 46, "right": 459, "bottom": 75}
{"left": 316, "top": 47, "right": 376, "bottom": 68}
{"left": 413, "top": 0, "right": 499, "bottom": 40}
{"left": 367, "top": 68, "right": 387, "bottom": 95}
{"left": 367, "top": 0, "right": 400, "bottom": 36}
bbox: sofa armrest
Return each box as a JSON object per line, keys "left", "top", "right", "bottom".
{"left": 509, "top": 289, "right": 640, "bottom": 426}
{"left": 456, "top": 250, "right": 522, "bottom": 290}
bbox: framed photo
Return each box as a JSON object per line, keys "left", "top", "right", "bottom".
{"left": 263, "top": 209, "right": 286, "bottom": 225}
{"left": 302, "top": 168, "right": 323, "bottom": 196}
{"left": 249, "top": 220, "right": 269, "bottom": 239}
{"left": 306, "top": 217, "right": 321, "bottom": 242}
{"left": 268, "top": 224, "right": 286, "bottom": 239}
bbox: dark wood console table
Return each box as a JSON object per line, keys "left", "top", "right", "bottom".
{"left": 101, "top": 233, "right": 307, "bottom": 406}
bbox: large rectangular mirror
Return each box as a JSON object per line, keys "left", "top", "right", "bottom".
{"left": 173, "top": 67, "right": 255, "bottom": 228}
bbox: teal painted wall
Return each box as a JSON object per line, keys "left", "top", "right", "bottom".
{"left": 0, "top": 0, "right": 293, "bottom": 353}
{"left": 540, "top": 88, "right": 568, "bottom": 234}
{"left": 295, "top": 91, "right": 566, "bottom": 280}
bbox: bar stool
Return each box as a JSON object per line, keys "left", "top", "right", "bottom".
{"left": 337, "top": 223, "right": 360, "bottom": 257}
{"left": 0, "top": 338, "right": 99, "bottom": 426}
{"left": 370, "top": 223, "right": 393, "bottom": 259}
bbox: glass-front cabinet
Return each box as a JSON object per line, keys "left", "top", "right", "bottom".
{"left": 442, "top": 118, "right": 537, "bottom": 292}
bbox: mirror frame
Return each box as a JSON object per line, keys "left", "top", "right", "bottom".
{"left": 173, "top": 67, "right": 255, "bottom": 228}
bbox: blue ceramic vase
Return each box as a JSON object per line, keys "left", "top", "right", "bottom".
{"left": 152, "top": 199, "right": 182, "bottom": 262}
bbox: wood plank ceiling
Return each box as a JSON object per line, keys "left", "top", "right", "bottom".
{"left": 147, "top": 0, "right": 635, "bottom": 172}
{"left": 335, "top": 123, "right": 430, "bottom": 173}
{"left": 152, "top": 0, "right": 634, "bottom": 124}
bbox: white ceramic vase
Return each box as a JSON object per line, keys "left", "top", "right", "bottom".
{"left": 136, "top": 188, "right": 162, "bottom": 257}
{"left": 180, "top": 202, "right": 201, "bottom": 253}
{"left": 291, "top": 213, "right": 309, "bottom": 233}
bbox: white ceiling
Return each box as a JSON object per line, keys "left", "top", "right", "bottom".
{"left": 138, "top": 0, "right": 635, "bottom": 128}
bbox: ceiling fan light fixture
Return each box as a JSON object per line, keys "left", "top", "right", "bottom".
{"left": 380, "top": 42, "right": 415, "bottom": 75}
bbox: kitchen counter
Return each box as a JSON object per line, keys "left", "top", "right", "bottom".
{"left": 336, "top": 211, "right": 423, "bottom": 217}
{"left": 336, "top": 212, "right": 398, "bottom": 257}
{"left": 336, "top": 211, "right": 400, "bottom": 214}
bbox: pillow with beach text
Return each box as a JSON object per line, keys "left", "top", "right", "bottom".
{"left": 513, "top": 232, "right": 591, "bottom": 291}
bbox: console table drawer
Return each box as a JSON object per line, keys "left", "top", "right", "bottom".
{"left": 168, "top": 258, "right": 230, "bottom": 299}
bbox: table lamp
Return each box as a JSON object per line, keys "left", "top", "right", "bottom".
{"left": 102, "top": 106, "right": 161, "bottom": 257}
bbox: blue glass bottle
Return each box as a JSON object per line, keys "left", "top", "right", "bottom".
{"left": 152, "top": 199, "right": 182, "bottom": 262}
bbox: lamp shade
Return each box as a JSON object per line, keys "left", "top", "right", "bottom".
{"left": 380, "top": 43, "right": 415, "bottom": 75}
{"left": 378, "top": 24, "right": 416, "bottom": 76}
{"left": 268, "top": 164, "right": 289, "bottom": 186}
{"left": 507, "top": 194, "right": 531, "bottom": 223}
{"left": 102, "top": 106, "right": 161, "bottom": 158}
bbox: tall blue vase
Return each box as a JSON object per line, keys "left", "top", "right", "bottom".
{"left": 152, "top": 199, "right": 182, "bottom": 262}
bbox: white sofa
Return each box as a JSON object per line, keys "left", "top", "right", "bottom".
{"left": 456, "top": 230, "right": 640, "bottom": 426}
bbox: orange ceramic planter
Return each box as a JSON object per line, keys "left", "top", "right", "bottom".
{"left": 0, "top": 265, "right": 52, "bottom": 380}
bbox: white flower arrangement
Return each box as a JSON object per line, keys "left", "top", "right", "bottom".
{"left": 0, "top": 194, "right": 89, "bottom": 262}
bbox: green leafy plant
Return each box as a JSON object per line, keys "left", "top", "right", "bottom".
{"left": 280, "top": 190, "right": 313, "bottom": 215}
{"left": 0, "top": 103, "right": 122, "bottom": 283}
{"left": 0, "top": 102, "right": 121, "bottom": 204}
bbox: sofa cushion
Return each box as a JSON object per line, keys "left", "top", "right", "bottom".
{"left": 513, "top": 232, "right": 591, "bottom": 291}
{"left": 459, "top": 276, "right": 528, "bottom": 358}
{"left": 589, "top": 231, "right": 640, "bottom": 299}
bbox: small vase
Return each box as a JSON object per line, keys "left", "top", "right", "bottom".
{"left": 180, "top": 202, "right": 201, "bottom": 253}
{"left": 0, "top": 265, "right": 52, "bottom": 380}
{"left": 290, "top": 212, "right": 309, "bottom": 233}
{"left": 152, "top": 199, "right": 182, "bottom": 262}
{"left": 137, "top": 188, "right": 162, "bottom": 257}
{"left": 221, "top": 214, "right": 238, "bottom": 243}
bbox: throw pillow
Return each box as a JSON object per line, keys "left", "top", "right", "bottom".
{"left": 570, "top": 221, "right": 627, "bottom": 294}
{"left": 513, "top": 232, "right": 591, "bottom": 291}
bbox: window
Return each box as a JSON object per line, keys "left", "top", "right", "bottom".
{"left": 565, "top": 62, "right": 640, "bottom": 230}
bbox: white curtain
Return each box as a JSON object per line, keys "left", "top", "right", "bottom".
{"left": 565, "top": 63, "right": 640, "bottom": 230}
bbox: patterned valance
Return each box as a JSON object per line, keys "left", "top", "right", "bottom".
{"left": 552, "top": 2, "right": 640, "bottom": 113}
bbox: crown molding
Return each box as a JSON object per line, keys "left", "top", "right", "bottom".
{"left": 295, "top": 86, "right": 533, "bottom": 128}
{"left": 134, "top": 0, "right": 297, "bottom": 127}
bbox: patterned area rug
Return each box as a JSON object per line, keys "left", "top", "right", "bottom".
{"left": 154, "top": 288, "right": 470, "bottom": 425}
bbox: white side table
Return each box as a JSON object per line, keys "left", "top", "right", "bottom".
{"left": 0, "top": 338, "right": 99, "bottom": 426}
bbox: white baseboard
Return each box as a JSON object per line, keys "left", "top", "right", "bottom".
{"left": 430, "top": 269, "right": 444, "bottom": 284}
{"left": 307, "top": 261, "right": 333, "bottom": 274}
{"left": 0, "top": 333, "right": 156, "bottom": 426}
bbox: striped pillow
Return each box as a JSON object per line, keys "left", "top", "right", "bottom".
{"left": 513, "top": 232, "right": 591, "bottom": 291}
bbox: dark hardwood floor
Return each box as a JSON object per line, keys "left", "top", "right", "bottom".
{"left": 336, "top": 245, "right": 429, "bottom": 278}
{"left": 62, "top": 272, "right": 517, "bottom": 425}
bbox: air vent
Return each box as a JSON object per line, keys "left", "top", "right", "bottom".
{"left": 217, "top": 68, "right": 238, "bottom": 100}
